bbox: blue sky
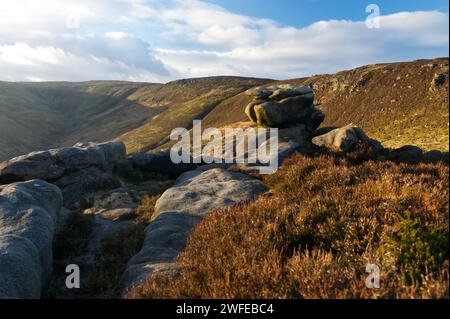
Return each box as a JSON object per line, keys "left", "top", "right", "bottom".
{"left": 207, "top": 0, "right": 449, "bottom": 28}
{"left": 0, "top": 0, "right": 448, "bottom": 82}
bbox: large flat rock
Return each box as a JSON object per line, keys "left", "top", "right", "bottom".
{"left": 121, "top": 168, "right": 267, "bottom": 292}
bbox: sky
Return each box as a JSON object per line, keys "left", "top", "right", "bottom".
{"left": 0, "top": 0, "right": 448, "bottom": 82}
{"left": 207, "top": 0, "right": 449, "bottom": 28}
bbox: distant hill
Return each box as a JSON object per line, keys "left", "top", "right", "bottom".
{"left": 0, "top": 58, "right": 448, "bottom": 162}
{"left": 0, "top": 77, "right": 271, "bottom": 161}
{"left": 0, "top": 81, "right": 153, "bottom": 160}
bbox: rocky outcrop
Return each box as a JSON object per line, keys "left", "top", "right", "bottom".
{"left": 0, "top": 142, "right": 126, "bottom": 210}
{"left": 121, "top": 168, "right": 267, "bottom": 291}
{"left": 245, "top": 84, "right": 324, "bottom": 130}
{"left": 0, "top": 142, "right": 126, "bottom": 185}
{"left": 267, "top": 125, "right": 318, "bottom": 161}
{"left": 0, "top": 180, "right": 62, "bottom": 298}
{"left": 429, "top": 67, "right": 448, "bottom": 92}
{"left": 1, "top": 80, "right": 445, "bottom": 299}
{"left": 312, "top": 124, "right": 383, "bottom": 153}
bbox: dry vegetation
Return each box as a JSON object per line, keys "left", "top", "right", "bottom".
{"left": 83, "top": 223, "right": 145, "bottom": 298}
{"left": 82, "top": 191, "right": 162, "bottom": 298}
{"left": 128, "top": 152, "right": 449, "bottom": 299}
{"left": 136, "top": 194, "right": 160, "bottom": 224}
{"left": 53, "top": 212, "right": 95, "bottom": 259}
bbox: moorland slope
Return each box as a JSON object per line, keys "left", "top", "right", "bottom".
{"left": 0, "top": 58, "right": 448, "bottom": 162}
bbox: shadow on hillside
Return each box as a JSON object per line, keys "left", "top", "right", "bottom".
{"left": 309, "top": 145, "right": 449, "bottom": 166}
{"left": 0, "top": 83, "right": 163, "bottom": 162}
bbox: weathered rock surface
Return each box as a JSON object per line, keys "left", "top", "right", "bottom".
{"left": 85, "top": 191, "right": 137, "bottom": 222}
{"left": 312, "top": 124, "right": 383, "bottom": 153}
{"left": 153, "top": 168, "right": 267, "bottom": 218}
{"left": 0, "top": 142, "right": 127, "bottom": 210}
{"left": 245, "top": 84, "right": 324, "bottom": 129}
{"left": 430, "top": 72, "right": 448, "bottom": 91}
{"left": 56, "top": 166, "right": 121, "bottom": 210}
{"left": 121, "top": 168, "right": 267, "bottom": 291}
{"left": 0, "top": 180, "right": 62, "bottom": 298}
{"left": 0, "top": 141, "right": 126, "bottom": 185}
{"left": 233, "top": 125, "right": 318, "bottom": 174}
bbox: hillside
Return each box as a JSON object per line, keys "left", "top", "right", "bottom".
{"left": 117, "top": 77, "right": 272, "bottom": 153}
{"left": 0, "top": 81, "right": 154, "bottom": 160}
{"left": 0, "top": 58, "right": 448, "bottom": 162}
{"left": 0, "top": 77, "right": 270, "bottom": 161}
{"left": 295, "top": 58, "right": 449, "bottom": 151}
{"left": 199, "top": 58, "right": 449, "bottom": 152}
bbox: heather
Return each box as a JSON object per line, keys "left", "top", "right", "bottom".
{"left": 129, "top": 153, "right": 449, "bottom": 299}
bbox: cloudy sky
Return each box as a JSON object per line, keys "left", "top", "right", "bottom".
{"left": 0, "top": 0, "right": 448, "bottom": 82}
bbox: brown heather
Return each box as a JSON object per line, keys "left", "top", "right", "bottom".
{"left": 128, "top": 153, "right": 449, "bottom": 299}
{"left": 136, "top": 194, "right": 160, "bottom": 224}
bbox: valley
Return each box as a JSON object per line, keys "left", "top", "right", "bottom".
{"left": 0, "top": 58, "right": 448, "bottom": 162}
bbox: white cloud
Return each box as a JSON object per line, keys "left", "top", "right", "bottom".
{"left": 0, "top": 42, "right": 165, "bottom": 82}
{"left": 0, "top": 0, "right": 448, "bottom": 82}
{"left": 105, "top": 32, "right": 130, "bottom": 40}
{"left": 150, "top": 5, "right": 449, "bottom": 80}
{"left": 0, "top": 0, "right": 170, "bottom": 81}
{"left": 0, "top": 43, "right": 63, "bottom": 65}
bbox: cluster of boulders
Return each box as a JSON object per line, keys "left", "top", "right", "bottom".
{"left": 0, "top": 141, "right": 192, "bottom": 298}
{"left": 244, "top": 85, "right": 383, "bottom": 155}
{"left": 0, "top": 142, "right": 131, "bottom": 298}
{"left": 0, "top": 142, "right": 126, "bottom": 210}
{"left": 244, "top": 85, "right": 449, "bottom": 163}
{"left": 0, "top": 142, "right": 125, "bottom": 184}
{"left": 245, "top": 84, "right": 325, "bottom": 130}
{"left": 0, "top": 142, "right": 197, "bottom": 211}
